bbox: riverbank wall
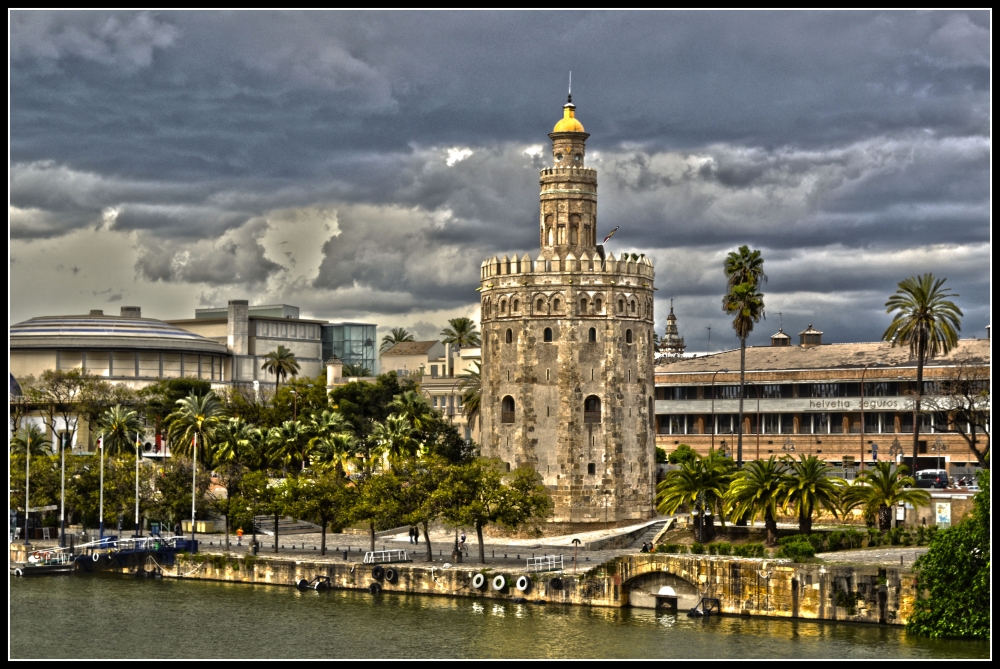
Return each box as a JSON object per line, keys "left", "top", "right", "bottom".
{"left": 131, "top": 551, "right": 915, "bottom": 626}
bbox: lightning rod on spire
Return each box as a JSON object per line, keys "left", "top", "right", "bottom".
{"left": 568, "top": 71, "right": 572, "bottom": 103}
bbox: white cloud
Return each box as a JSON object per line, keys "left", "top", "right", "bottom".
{"left": 446, "top": 148, "right": 474, "bottom": 167}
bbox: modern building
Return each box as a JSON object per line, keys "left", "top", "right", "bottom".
{"left": 321, "top": 323, "right": 377, "bottom": 375}
{"left": 654, "top": 327, "right": 989, "bottom": 477}
{"left": 478, "top": 95, "right": 657, "bottom": 527}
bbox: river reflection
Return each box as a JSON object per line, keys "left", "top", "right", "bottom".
{"left": 10, "top": 575, "right": 986, "bottom": 659}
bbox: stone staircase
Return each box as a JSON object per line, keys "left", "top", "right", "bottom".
{"left": 630, "top": 520, "right": 669, "bottom": 549}
{"left": 253, "top": 516, "right": 322, "bottom": 536}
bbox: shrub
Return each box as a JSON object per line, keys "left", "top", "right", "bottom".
{"left": 655, "top": 543, "right": 685, "bottom": 554}
{"left": 806, "top": 534, "right": 826, "bottom": 552}
{"left": 691, "top": 542, "right": 705, "bottom": 555}
{"left": 713, "top": 542, "right": 733, "bottom": 556}
{"left": 777, "top": 536, "right": 816, "bottom": 561}
{"left": 844, "top": 529, "right": 863, "bottom": 549}
{"left": 733, "top": 543, "right": 765, "bottom": 558}
{"left": 866, "top": 527, "right": 883, "bottom": 547}
{"left": 827, "top": 530, "right": 844, "bottom": 551}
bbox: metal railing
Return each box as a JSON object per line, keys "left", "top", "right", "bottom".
{"left": 363, "top": 549, "right": 409, "bottom": 564}
{"left": 584, "top": 412, "right": 602, "bottom": 424}
{"left": 526, "top": 554, "right": 564, "bottom": 572}
{"left": 501, "top": 412, "right": 515, "bottom": 423}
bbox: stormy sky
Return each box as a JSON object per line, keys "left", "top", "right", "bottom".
{"left": 9, "top": 11, "right": 991, "bottom": 351}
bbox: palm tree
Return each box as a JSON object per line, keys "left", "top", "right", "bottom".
{"left": 341, "top": 363, "right": 372, "bottom": 377}
{"left": 781, "top": 455, "right": 845, "bottom": 534}
{"left": 388, "top": 390, "right": 434, "bottom": 431}
{"left": 724, "top": 245, "right": 768, "bottom": 291}
{"left": 655, "top": 450, "right": 732, "bottom": 541}
{"left": 10, "top": 423, "right": 49, "bottom": 456}
{"left": 883, "top": 274, "right": 963, "bottom": 469}
{"left": 371, "top": 414, "right": 420, "bottom": 465}
{"left": 459, "top": 361, "right": 482, "bottom": 432}
{"left": 722, "top": 279, "right": 765, "bottom": 467}
{"left": 165, "top": 391, "right": 225, "bottom": 461}
{"left": 441, "top": 317, "right": 481, "bottom": 348}
{"left": 842, "top": 461, "right": 930, "bottom": 531}
{"left": 211, "top": 417, "right": 262, "bottom": 467}
{"left": 260, "top": 345, "right": 301, "bottom": 392}
{"left": 267, "top": 420, "right": 313, "bottom": 471}
{"left": 380, "top": 327, "right": 415, "bottom": 354}
{"left": 96, "top": 405, "right": 146, "bottom": 456}
{"left": 725, "top": 456, "right": 786, "bottom": 546}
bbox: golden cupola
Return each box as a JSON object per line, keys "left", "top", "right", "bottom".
{"left": 553, "top": 95, "right": 585, "bottom": 133}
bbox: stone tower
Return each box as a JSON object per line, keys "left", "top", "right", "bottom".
{"left": 658, "top": 299, "right": 687, "bottom": 359}
{"left": 479, "top": 95, "right": 656, "bottom": 528}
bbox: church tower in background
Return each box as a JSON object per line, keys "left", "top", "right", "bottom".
{"left": 478, "top": 94, "right": 656, "bottom": 529}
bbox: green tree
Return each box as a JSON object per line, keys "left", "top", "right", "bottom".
{"left": 724, "top": 456, "right": 786, "bottom": 546}
{"left": 139, "top": 378, "right": 212, "bottom": 440}
{"left": 260, "top": 345, "right": 301, "bottom": 392}
{"left": 656, "top": 449, "right": 732, "bottom": 541}
{"left": 286, "top": 470, "right": 353, "bottom": 556}
{"left": 165, "top": 391, "right": 226, "bottom": 461}
{"left": 380, "top": 327, "right": 415, "bottom": 354}
{"left": 389, "top": 390, "right": 435, "bottom": 431}
{"left": 440, "top": 317, "right": 481, "bottom": 347}
{"left": 842, "top": 461, "right": 930, "bottom": 531}
{"left": 436, "top": 458, "right": 552, "bottom": 564}
{"left": 352, "top": 470, "right": 406, "bottom": 551}
{"left": 95, "top": 405, "right": 145, "bottom": 456}
{"left": 906, "top": 471, "right": 989, "bottom": 639}
{"left": 371, "top": 414, "right": 420, "bottom": 464}
{"left": 883, "top": 274, "right": 963, "bottom": 469}
{"left": 722, "top": 249, "right": 766, "bottom": 467}
{"left": 10, "top": 423, "right": 48, "bottom": 456}
{"left": 147, "top": 458, "right": 211, "bottom": 535}
{"left": 781, "top": 455, "right": 845, "bottom": 534}
{"left": 397, "top": 456, "right": 451, "bottom": 562}
{"left": 329, "top": 373, "right": 418, "bottom": 448}
{"left": 667, "top": 443, "right": 697, "bottom": 465}
{"left": 267, "top": 420, "right": 313, "bottom": 471}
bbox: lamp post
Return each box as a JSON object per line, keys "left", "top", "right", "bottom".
{"left": 859, "top": 362, "right": 881, "bottom": 473}
{"left": 781, "top": 437, "right": 795, "bottom": 456}
{"left": 710, "top": 368, "right": 730, "bottom": 452}
{"left": 290, "top": 389, "right": 298, "bottom": 422}
{"left": 889, "top": 437, "right": 904, "bottom": 464}
{"left": 931, "top": 436, "right": 948, "bottom": 471}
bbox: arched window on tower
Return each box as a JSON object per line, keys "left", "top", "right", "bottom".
{"left": 501, "top": 396, "right": 515, "bottom": 423}
{"left": 512, "top": 299, "right": 519, "bottom": 312}
{"left": 557, "top": 224, "right": 566, "bottom": 245}
{"left": 584, "top": 395, "right": 602, "bottom": 424}
{"left": 505, "top": 328, "right": 513, "bottom": 344}
{"left": 543, "top": 327, "right": 553, "bottom": 342}
{"left": 584, "top": 224, "right": 591, "bottom": 245}
{"left": 536, "top": 298, "right": 544, "bottom": 312}
{"left": 588, "top": 327, "right": 597, "bottom": 342}
{"left": 626, "top": 329, "right": 633, "bottom": 344}
{"left": 595, "top": 297, "right": 602, "bottom": 312}
{"left": 580, "top": 297, "right": 588, "bottom": 313}
{"left": 618, "top": 299, "right": 624, "bottom": 313}
{"left": 553, "top": 298, "right": 561, "bottom": 311}
{"left": 631, "top": 299, "right": 636, "bottom": 313}
{"left": 570, "top": 214, "right": 580, "bottom": 244}
{"left": 500, "top": 299, "right": 507, "bottom": 314}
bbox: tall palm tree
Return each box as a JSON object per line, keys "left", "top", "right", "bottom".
{"left": 388, "top": 390, "right": 434, "bottom": 431}
{"left": 165, "top": 391, "right": 225, "bottom": 461}
{"left": 260, "top": 345, "right": 301, "bottom": 393}
{"left": 459, "top": 361, "right": 482, "bottom": 432}
{"left": 441, "top": 317, "right": 481, "bottom": 348}
{"left": 725, "top": 456, "right": 786, "bottom": 546}
{"left": 724, "top": 245, "right": 768, "bottom": 291}
{"left": 842, "top": 461, "right": 930, "bottom": 531}
{"left": 722, "top": 279, "right": 766, "bottom": 467}
{"left": 96, "top": 405, "right": 146, "bottom": 456}
{"left": 211, "top": 417, "right": 262, "bottom": 467}
{"left": 341, "top": 363, "right": 372, "bottom": 377}
{"left": 371, "top": 414, "right": 420, "bottom": 465}
{"left": 883, "top": 274, "right": 963, "bottom": 469}
{"left": 380, "top": 327, "right": 415, "bottom": 354}
{"left": 10, "top": 423, "right": 49, "bottom": 456}
{"left": 267, "top": 420, "right": 313, "bottom": 471}
{"left": 781, "top": 455, "right": 845, "bottom": 534}
{"left": 655, "top": 450, "right": 732, "bottom": 541}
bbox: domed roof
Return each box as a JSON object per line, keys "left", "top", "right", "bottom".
{"left": 553, "top": 102, "right": 585, "bottom": 133}
{"left": 10, "top": 312, "right": 227, "bottom": 354}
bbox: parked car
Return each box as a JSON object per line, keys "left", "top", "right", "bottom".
{"left": 914, "top": 469, "right": 951, "bottom": 489}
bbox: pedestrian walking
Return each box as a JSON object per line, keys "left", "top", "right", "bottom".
{"left": 237, "top": 527, "right": 244, "bottom": 546}
{"left": 408, "top": 527, "right": 415, "bottom": 544}
{"left": 414, "top": 526, "right": 421, "bottom": 544}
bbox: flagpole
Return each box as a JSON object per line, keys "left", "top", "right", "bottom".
{"left": 23, "top": 441, "right": 31, "bottom": 547}
{"left": 191, "top": 433, "right": 197, "bottom": 546}
{"left": 135, "top": 432, "right": 141, "bottom": 536}
{"left": 60, "top": 431, "right": 67, "bottom": 547}
{"left": 99, "top": 437, "right": 105, "bottom": 539}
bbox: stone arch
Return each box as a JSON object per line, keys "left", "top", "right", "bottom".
{"left": 505, "top": 328, "right": 513, "bottom": 344}
{"left": 551, "top": 292, "right": 564, "bottom": 312}
{"left": 630, "top": 299, "right": 636, "bottom": 314}
{"left": 580, "top": 296, "right": 588, "bottom": 313}
{"left": 500, "top": 298, "right": 507, "bottom": 314}
{"left": 626, "top": 328, "right": 633, "bottom": 344}
{"left": 584, "top": 395, "right": 601, "bottom": 423}
{"left": 501, "top": 396, "right": 515, "bottom": 423}
{"left": 570, "top": 213, "right": 580, "bottom": 244}
{"left": 512, "top": 298, "right": 519, "bottom": 313}
{"left": 595, "top": 296, "right": 603, "bottom": 312}
{"left": 623, "top": 569, "right": 701, "bottom": 610}
{"left": 543, "top": 327, "right": 554, "bottom": 342}
{"left": 617, "top": 298, "right": 625, "bottom": 314}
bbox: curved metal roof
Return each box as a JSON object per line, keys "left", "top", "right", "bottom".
{"left": 10, "top": 315, "right": 227, "bottom": 354}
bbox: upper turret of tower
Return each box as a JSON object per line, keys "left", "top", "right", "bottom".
{"left": 553, "top": 95, "right": 585, "bottom": 134}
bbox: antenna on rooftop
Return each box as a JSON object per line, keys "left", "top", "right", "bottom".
{"left": 568, "top": 71, "right": 572, "bottom": 103}
{"left": 778, "top": 311, "right": 783, "bottom": 330}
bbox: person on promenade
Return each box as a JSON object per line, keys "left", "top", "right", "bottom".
{"left": 408, "top": 527, "right": 415, "bottom": 544}
{"left": 237, "top": 527, "right": 244, "bottom": 546}
{"left": 414, "top": 526, "right": 421, "bottom": 545}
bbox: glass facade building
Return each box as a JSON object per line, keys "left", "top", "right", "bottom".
{"left": 322, "top": 323, "right": 377, "bottom": 374}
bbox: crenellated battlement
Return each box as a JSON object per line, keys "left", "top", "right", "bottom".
{"left": 539, "top": 167, "right": 597, "bottom": 178}
{"left": 480, "top": 251, "right": 654, "bottom": 280}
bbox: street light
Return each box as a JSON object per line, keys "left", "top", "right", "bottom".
{"left": 888, "top": 437, "right": 904, "bottom": 464}
{"left": 859, "top": 362, "right": 882, "bottom": 473}
{"left": 931, "top": 436, "right": 948, "bottom": 471}
{"left": 710, "top": 368, "right": 730, "bottom": 452}
{"left": 781, "top": 437, "right": 795, "bottom": 455}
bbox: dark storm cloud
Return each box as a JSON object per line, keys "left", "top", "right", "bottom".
{"left": 9, "top": 10, "right": 990, "bottom": 342}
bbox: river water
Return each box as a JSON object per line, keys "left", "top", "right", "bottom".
{"left": 10, "top": 575, "right": 986, "bottom": 659}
